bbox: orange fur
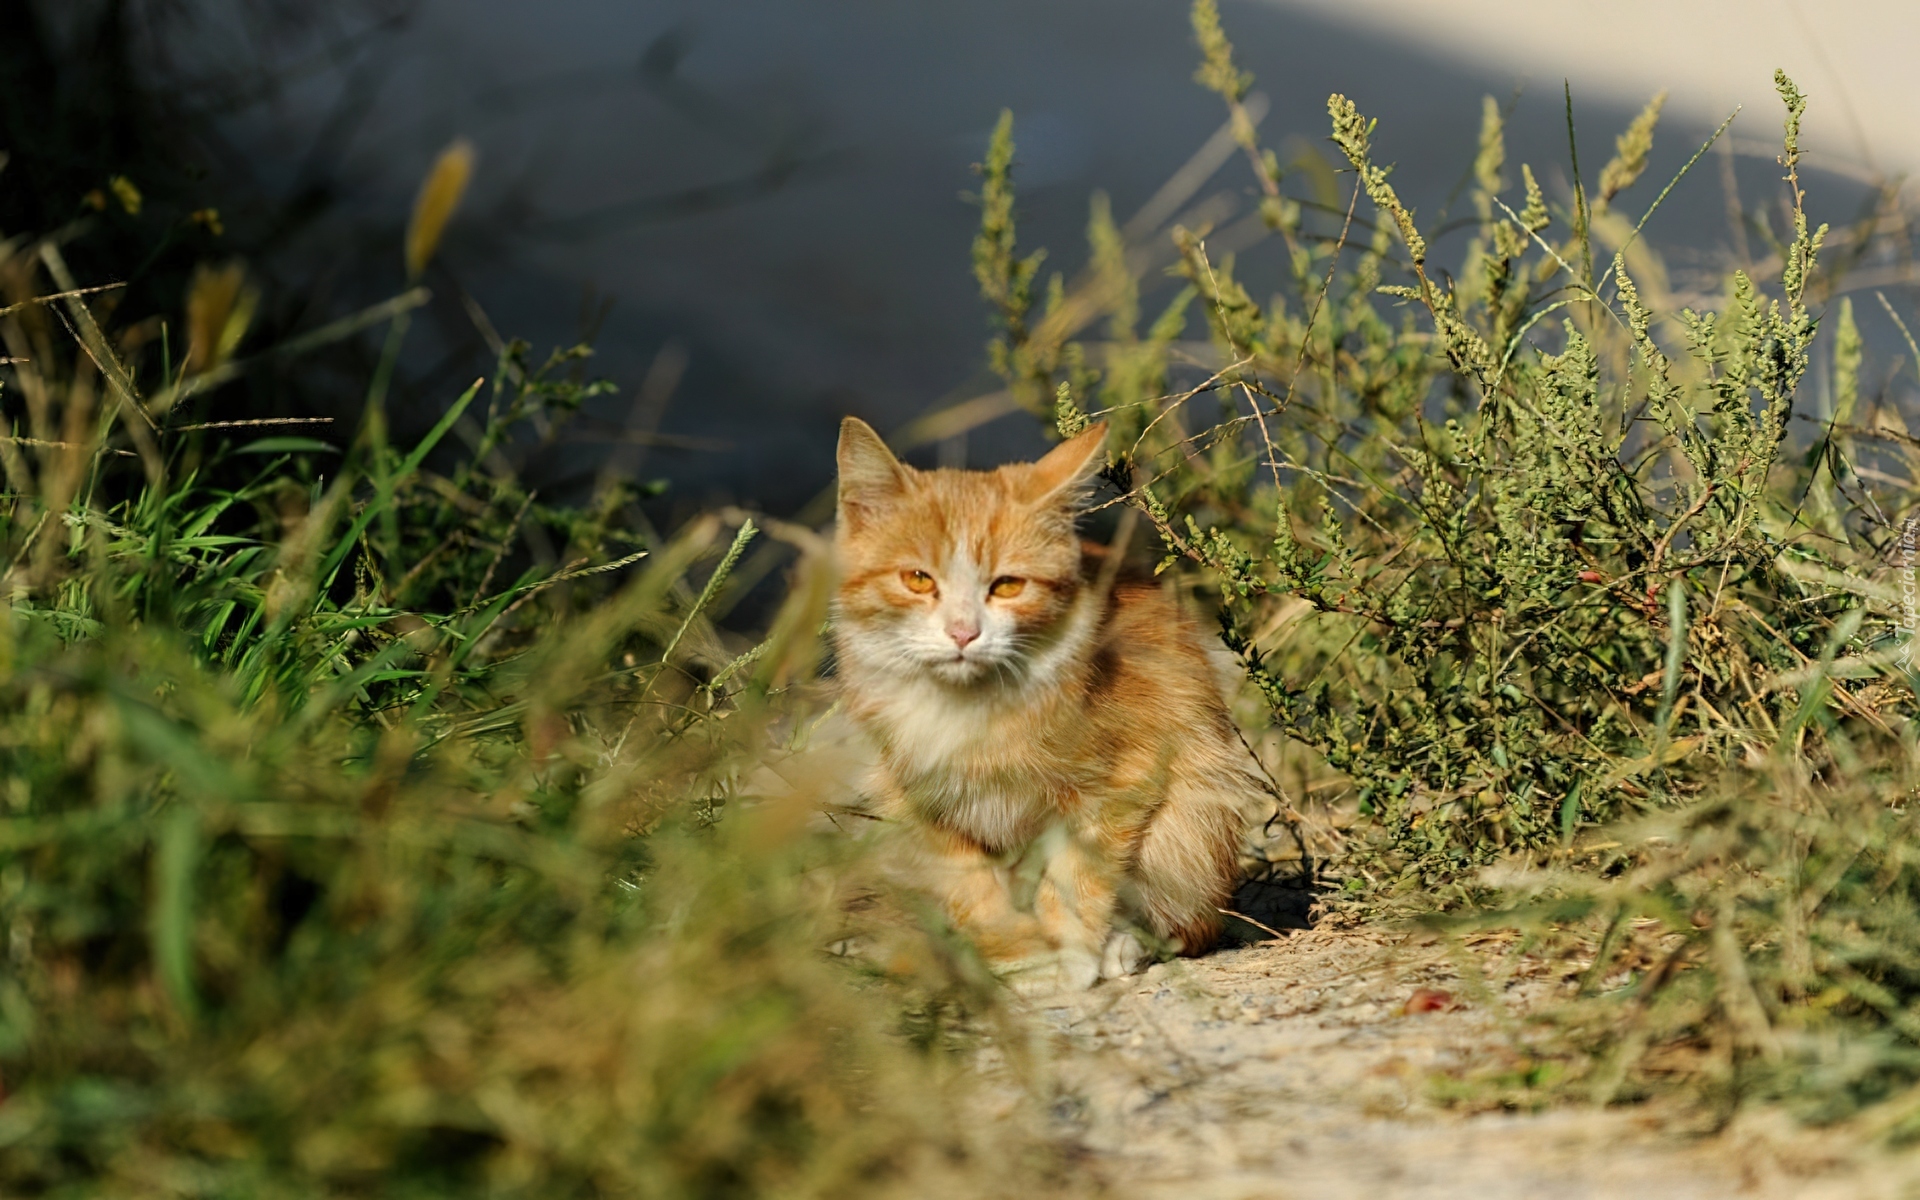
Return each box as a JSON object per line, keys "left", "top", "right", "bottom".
{"left": 832, "top": 416, "right": 1253, "bottom": 992}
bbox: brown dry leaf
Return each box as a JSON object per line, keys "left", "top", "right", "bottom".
{"left": 1402, "top": 987, "right": 1458, "bottom": 1015}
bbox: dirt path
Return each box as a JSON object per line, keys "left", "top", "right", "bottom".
{"left": 786, "top": 718, "right": 1913, "bottom": 1195}
{"left": 1014, "top": 926, "right": 1918, "bottom": 1199}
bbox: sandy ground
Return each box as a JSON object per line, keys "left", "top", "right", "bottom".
{"left": 783, "top": 714, "right": 1920, "bottom": 1196}
{"left": 1008, "top": 915, "right": 1920, "bottom": 1200}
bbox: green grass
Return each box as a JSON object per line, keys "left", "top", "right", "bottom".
{"left": 0, "top": 199, "right": 1061, "bottom": 1196}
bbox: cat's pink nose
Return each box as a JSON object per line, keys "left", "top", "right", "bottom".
{"left": 947, "top": 622, "right": 980, "bottom": 650}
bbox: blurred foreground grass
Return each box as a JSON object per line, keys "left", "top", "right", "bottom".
{"left": 0, "top": 174, "right": 1058, "bottom": 1196}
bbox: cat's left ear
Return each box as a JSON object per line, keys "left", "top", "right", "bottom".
{"left": 1023, "top": 422, "right": 1109, "bottom": 510}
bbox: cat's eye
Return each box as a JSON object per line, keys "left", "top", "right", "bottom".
{"left": 988, "top": 576, "right": 1026, "bottom": 599}
{"left": 902, "top": 570, "right": 936, "bottom": 594}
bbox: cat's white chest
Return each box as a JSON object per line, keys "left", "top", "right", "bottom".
{"left": 865, "top": 681, "right": 1054, "bottom": 849}
{"left": 877, "top": 687, "right": 999, "bottom": 774}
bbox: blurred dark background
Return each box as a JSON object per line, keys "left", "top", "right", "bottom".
{"left": 5, "top": 0, "right": 1902, "bottom": 532}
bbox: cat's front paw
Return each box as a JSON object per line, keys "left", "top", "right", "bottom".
{"left": 1098, "top": 929, "right": 1149, "bottom": 980}
{"left": 999, "top": 948, "right": 1101, "bottom": 998}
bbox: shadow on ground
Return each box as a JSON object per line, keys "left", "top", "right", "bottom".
{"left": 1220, "top": 874, "right": 1319, "bottom": 947}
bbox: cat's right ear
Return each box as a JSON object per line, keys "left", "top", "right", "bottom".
{"left": 1023, "top": 421, "right": 1109, "bottom": 510}
{"left": 836, "top": 416, "right": 909, "bottom": 529}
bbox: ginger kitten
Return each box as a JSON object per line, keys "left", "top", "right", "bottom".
{"left": 832, "top": 416, "right": 1253, "bottom": 993}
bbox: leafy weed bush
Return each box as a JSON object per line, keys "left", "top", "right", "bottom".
{"left": 967, "top": 0, "right": 1920, "bottom": 1132}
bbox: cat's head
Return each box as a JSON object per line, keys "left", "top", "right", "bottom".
{"left": 832, "top": 416, "right": 1108, "bottom": 687}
